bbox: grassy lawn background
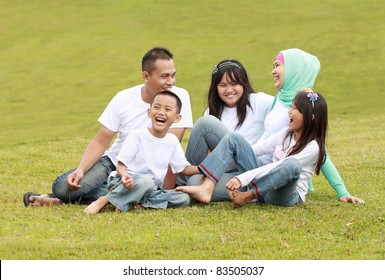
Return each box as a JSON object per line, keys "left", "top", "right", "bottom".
{"left": 0, "top": 0, "right": 384, "bottom": 260}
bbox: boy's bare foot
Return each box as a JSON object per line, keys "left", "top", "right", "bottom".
{"left": 130, "top": 204, "right": 144, "bottom": 211}
{"left": 231, "top": 190, "right": 254, "bottom": 208}
{"left": 115, "top": 208, "right": 122, "bottom": 213}
{"left": 84, "top": 197, "right": 109, "bottom": 214}
{"left": 29, "top": 195, "right": 61, "bottom": 207}
{"left": 176, "top": 185, "right": 212, "bottom": 205}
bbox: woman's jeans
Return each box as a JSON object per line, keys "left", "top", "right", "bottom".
{"left": 199, "top": 132, "right": 302, "bottom": 206}
{"left": 52, "top": 155, "right": 115, "bottom": 204}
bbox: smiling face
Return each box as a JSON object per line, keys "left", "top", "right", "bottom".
{"left": 142, "top": 59, "right": 176, "bottom": 97}
{"left": 217, "top": 72, "right": 244, "bottom": 108}
{"left": 272, "top": 59, "right": 285, "bottom": 90}
{"left": 288, "top": 101, "right": 304, "bottom": 141}
{"left": 147, "top": 93, "right": 181, "bottom": 137}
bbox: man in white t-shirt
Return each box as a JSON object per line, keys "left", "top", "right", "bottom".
{"left": 24, "top": 47, "right": 193, "bottom": 207}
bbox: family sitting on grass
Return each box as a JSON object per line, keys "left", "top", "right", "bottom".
{"left": 23, "top": 47, "right": 364, "bottom": 214}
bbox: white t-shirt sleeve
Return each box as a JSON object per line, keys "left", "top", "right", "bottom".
{"left": 169, "top": 141, "right": 191, "bottom": 173}
{"left": 254, "top": 92, "right": 274, "bottom": 120}
{"left": 116, "top": 130, "right": 140, "bottom": 167}
{"left": 236, "top": 160, "right": 282, "bottom": 187}
{"left": 98, "top": 92, "right": 122, "bottom": 133}
{"left": 171, "top": 86, "right": 193, "bottom": 129}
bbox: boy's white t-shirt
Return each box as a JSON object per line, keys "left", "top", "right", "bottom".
{"left": 204, "top": 92, "right": 273, "bottom": 145}
{"left": 98, "top": 84, "right": 193, "bottom": 165}
{"left": 116, "top": 128, "right": 190, "bottom": 190}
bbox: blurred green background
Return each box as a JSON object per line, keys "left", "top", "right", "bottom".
{"left": 1, "top": 0, "right": 384, "bottom": 145}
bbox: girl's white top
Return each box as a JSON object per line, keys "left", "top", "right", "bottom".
{"left": 204, "top": 92, "right": 273, "bottom": 145}
{"left": 238, "top": 128, "right": 319, "bottom": 201}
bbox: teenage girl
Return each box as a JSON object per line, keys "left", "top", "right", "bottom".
{"left": 177, "top": 92, "right": 328, "bottom": 207}
{"left": 178, "top": 59, "right": 273, "bottom": 201}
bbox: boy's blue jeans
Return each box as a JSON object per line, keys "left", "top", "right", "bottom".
{"left": 106, "top": 173, "right": 191, "bottom": 211}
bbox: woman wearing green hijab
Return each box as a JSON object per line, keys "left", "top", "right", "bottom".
{"left": 259, "top": 48, "right": 364, "bottom": 203}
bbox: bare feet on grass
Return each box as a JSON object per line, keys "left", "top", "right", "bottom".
{"left": 176, "top": 184, "right": 214, "bottom": 205}
{"left": 228, "top": 189, "right": 255, "bottom": 208}
{"left": 175, "top": 177, "right": 215, "bottom": 204}
{"left": 29, "top": 196, "right": 61, "bottom": 207}
{"left": 114, "top": 204, "right": 143, "bottom": 213}
{"left": 84, "top": 196, "right": 109, "bottom": 214}
{"left": 130, "top": 204, "right": 144, "bottom": 211}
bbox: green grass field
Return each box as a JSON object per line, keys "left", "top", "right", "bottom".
{"left": 0, "top": 0, "right": 384, "bottom": 260}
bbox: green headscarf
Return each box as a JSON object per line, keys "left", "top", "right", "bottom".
{"left": 272, "top": 48, "right": 321, "bottom": 108}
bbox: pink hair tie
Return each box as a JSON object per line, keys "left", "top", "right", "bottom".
{"left": 275, "top": 53, "right": 284, "bottom": 64}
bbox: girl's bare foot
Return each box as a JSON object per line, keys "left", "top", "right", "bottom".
{"left": 84, "top": 197, "right": 109, "bottom": 214}
{"left": 176, "top": 177, "right": 215, "bottom": 205}
{"left": 226, "top": 188, "right": 237, "bottom": 200}
{"left": 231, "top": 190, "right": 254, "bottom": 208}
{"left": 176, "top": 185, "right": 213, "bottom": 204}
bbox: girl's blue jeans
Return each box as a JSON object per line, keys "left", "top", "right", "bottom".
{"left": 198, "top": 132, "right": 302, "bottom": 206}
{"left": 178, "top": 115, "right": 240, "bottom": 201}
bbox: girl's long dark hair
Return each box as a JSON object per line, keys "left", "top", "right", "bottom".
{"left": 207, "top": 59, "right": 254, "bottom": 129}
{"left": 283, "top": 92, "right": 328, "bottom": 174}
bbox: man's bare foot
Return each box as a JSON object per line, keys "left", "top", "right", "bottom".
{"left": 176, "top": 185, "right": 213, "bottom": 205}
{"left": 115, "top": 208, "right": 122, "bottom": 213}
{"left": 84, "top": 197, "right": 109, "bottom": 214}
{"left": 231, "top": 190, "right": 254, "bottom": 208}
{"left": 29, "top": 195, "right": 61, "bottom": 207}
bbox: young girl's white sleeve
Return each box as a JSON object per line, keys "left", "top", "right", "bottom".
{"left": 236, "top": 160, "right": 282, "bottom": 186}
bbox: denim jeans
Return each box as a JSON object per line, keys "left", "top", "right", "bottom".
{"left": 52, "top": 155, "right": 115, "bottom": 204}
{"left": 106, "top": 174, "right": 154, "bottom": 212}
{"left": 199, "top": 132, "right": 302, "bottom": 206}
{"left": 178, "top": 115, "right": 239, "bottom": 201}
{"left": 185, "top": 172, "right": 245, "bottom": 202}
{"left": 184, "top": 115, "right": 229, "bottom": 165}
{"left": 251, "top": 157, "right": 302, "bottom": 206}
{"left": 141, "top": 189, "right": 191, "bottom": 209}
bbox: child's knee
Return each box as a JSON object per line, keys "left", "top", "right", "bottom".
{"left": 133, "top": 174, "right": 155, "bottom": 192}
{"left": 284, "top": 158, "right": 302, "bottom": 177}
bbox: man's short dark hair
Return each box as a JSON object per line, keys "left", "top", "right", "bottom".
{"left": 142, "top": 47, "right": 173, "bottom": 74}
